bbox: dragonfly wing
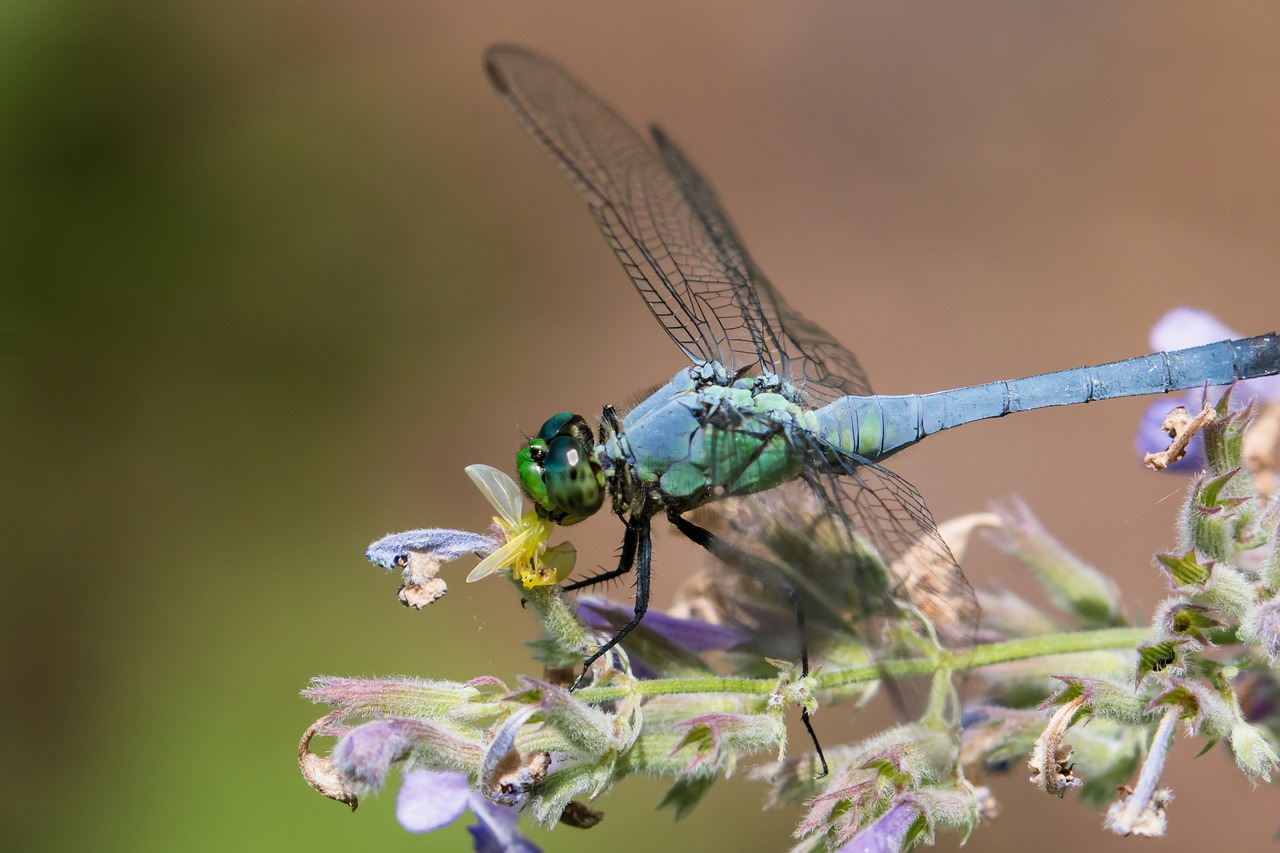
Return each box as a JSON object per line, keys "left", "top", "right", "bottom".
{"left": 697, "top": 467, "right": 974, "bottom": 717}
{"left": 486, "top": 45, "right": 734, "bottom": 367}
{"left": 652, "top": 127, "right": 872, "bottom": 404}
{"left": 485, "top": 45, "right": 870, "bottom": 402}
{"left": 809, "top": 450, "right": 980, "bottom": 650}
{"left": 699, "top": 410, "right": 977, "bottom": 654}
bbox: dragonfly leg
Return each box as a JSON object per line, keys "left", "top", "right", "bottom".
{"left": 598, "top": 404, "right": 622, "bottom": 445}
{"left": 668, "top": 511, "right": 828, "bottom": 777}
{"left": 571, "top": 518, "right": 651, "bottom": 690}
{"left": 789, "top": 588, "right": 828, "bottom": 778}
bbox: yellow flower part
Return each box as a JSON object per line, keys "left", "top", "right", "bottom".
{"left": 465, "top": 465, "right": 577, "bottom": 588}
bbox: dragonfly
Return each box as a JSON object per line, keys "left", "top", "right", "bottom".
{"left": 482, "top": 45, "right": 1280, "bottom": 702}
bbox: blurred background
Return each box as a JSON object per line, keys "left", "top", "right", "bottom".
{"left": 3, "top": 2, "right": 1278, "bottom": 850}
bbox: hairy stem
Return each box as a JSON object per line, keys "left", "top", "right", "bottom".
{"left": 575, "top": 627, "right": 1153, "bottom": 703}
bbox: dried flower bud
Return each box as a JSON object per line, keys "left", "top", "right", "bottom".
{"left": 1143, "top": 405, "right": 1215, "bottom": 471}
{"left": 480, "top": 708, "right": 550, "bottom": 808}
{"left": 558, "top": 800, "right": 604, "bottom": 829}
{"left": 1104, "top": 708, "right": 1178, "bottom": 837}
{"left": 1105, "top": 786, "right": 1173, "bottom": 837}
{"left": 298, "top": 714, "right": 358, "bottom": 810}
{"left": 366, "top": 528, "right": 497, "bottom": 609}
{"left": 1029, "top": 694, "right": 1085, "bottom": 797}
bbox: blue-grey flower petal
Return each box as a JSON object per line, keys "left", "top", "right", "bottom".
{"left": 396, "top": 770, "right": 470, "bottom": 833}
{"left": 367, "top": 529, "right": 498, "bottom": 570}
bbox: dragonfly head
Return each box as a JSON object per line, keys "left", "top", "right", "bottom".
{"left": 517, "top": 412, "right": 605, "bottom": 525}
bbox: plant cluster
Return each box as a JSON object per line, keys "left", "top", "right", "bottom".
{"left": 299, "top": 310, "right": 1280, "bottom": 850}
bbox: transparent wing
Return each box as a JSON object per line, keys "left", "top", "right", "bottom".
{"left": 808, "top": 453, "right": 980, "bottom": 650}
{"left": 651, "top": 128, "right": 872, "bottom": 404}
{"left": 484, "top": 45, "right": 871, "bottom": 404}
{"left": 705, "top": 423, "right": 978, "bottom": 650}
{"left": 698, "top": 411, "right": 978, "bottom": 713}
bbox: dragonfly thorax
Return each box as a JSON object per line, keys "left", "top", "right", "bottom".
{"left": 517, "top": 412, "right": 605, "bottom": 525}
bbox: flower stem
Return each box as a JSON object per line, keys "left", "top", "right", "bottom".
{"left": 575, "top": 627, "right": 1153, "bottom": 703}
{"left": 1105, "top": 706, "right": 1178, "bottom": 836}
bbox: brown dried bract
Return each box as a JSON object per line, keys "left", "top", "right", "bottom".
{"left": 298, "top": 713, "right": 358, "bottom": 810}
{"left": 1028, "top": 694, "right": 1086, "bottom": 797}
{"left": 559, "top": 799, "right": 605, "bottom": 829}
{"left": 1144, "top": 405, "right": 1216, "bottom": 470}
{"left": 398, "top": 550, "right": 448, "bottom": 608}
{"left": 1106, "top": 785, "right": 1173, "bottom": 837}
{"left": 483, "top": 748, "right": 551, "bottom": 807}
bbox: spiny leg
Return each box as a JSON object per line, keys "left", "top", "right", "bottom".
{"left": 667, "top": 511, "right": 828, "bottom": 777}
{"left": 598, "top": 404, "right": 622, "bottom": 445}
{"left": 571, "top": 518, "right": 651, "bottom": 690}
{"left": 789, "top": 588, "right": 828, "bottom": 778}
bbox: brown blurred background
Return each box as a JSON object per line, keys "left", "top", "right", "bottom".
{"left": 2, "top": 2, "right": 1278, "bottom": 851}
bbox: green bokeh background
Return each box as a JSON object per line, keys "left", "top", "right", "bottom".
{"left": 3, "top": 3, "right": 1278, "bottom": 851}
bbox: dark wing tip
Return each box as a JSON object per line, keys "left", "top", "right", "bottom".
{"left": 483, "top": 45, "right": 518, "bottom": 95}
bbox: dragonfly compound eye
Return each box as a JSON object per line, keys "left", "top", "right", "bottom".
{"left": 516, "top": 438, "right": 551, "bottom": 513}
{"left": 543, "top": 435, "right": 604, "bottom": 518}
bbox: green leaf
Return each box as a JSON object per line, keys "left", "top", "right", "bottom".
{"left": 1156, "top": 551, "right": 1211, "bottom": 587}
{"left": 1136, "top": 638, "right": 1186, "bottom": 683}
{"left": 658, "top": 775, "right": 716, "bottom": 821}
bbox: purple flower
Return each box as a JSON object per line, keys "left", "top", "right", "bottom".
{"left": 1136, "top": 308, "right": 1280, "bottom": 471}
{"left": 834, "top": 800, "right": 920, "bottom": 852}
{"left": 366, "top": 528, "right": 498, "bottom": 571}
{"left": 330, "top": 717, "right": 485, "bottom": 791}
{"left": 332, "top": 719, "right": 416, "bottom": 789}
{"left": 397, "top": 770, "right": 543, "bottom": 853}
{"left": 612, "top": 605, "right": 748, "bottom": 653}
{"left": 576, "top": 595, "right": 748, "bottom": 677}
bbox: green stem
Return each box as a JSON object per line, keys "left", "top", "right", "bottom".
{"left": 576, "top": 627, "right": 1152, "bottom": 704}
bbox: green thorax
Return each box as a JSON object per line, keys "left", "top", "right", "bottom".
{"left": 597, "top": 367, "right": 823, "bottom": 512}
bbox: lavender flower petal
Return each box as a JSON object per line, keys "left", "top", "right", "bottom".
{"left": 332, "top": 719, "right": 415, "bottom": 790}
{"left": 836, "top": 801, "right": 919, "bottom": 853}
{"left": 1149, "top": 307, "right": 1237, "bottom": 352}
{"left": 1149, "top": 308, "right": 1280, "bottom": 400}
{"left": 367, "top": 529, "right": 498, "bottom": 570}
{"left": 468, "top": 795, "right": 543, "bottom": 853}
{"left": 1135, "top": 309, "right": 1280, "bottom": 472}
{"left": 577, "top": 596, "right": 748, "bottom": 652}
{"left": 396, "top": 770, "right": 471, "bottom": 833}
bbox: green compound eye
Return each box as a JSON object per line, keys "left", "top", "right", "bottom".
{"left": 542, "top": 435, "right": 603, "bottom": 518}
{"left": 536, "top": 412, "right": 577, "bottom": 441}
{"left": 518, "top": 413, "right": 603, "bottom": 522}
{"left": 516, "top": 438, "right": 551, "bottom": 512}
